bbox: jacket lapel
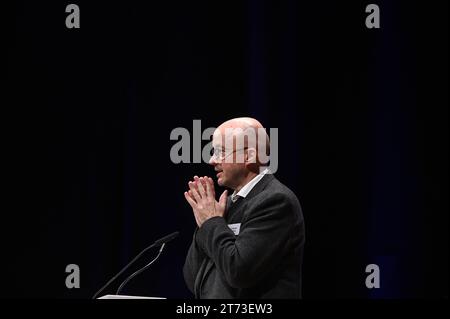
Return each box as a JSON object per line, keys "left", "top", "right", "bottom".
{"left": 244, "top": 173, "right": 275, "bottom": 200}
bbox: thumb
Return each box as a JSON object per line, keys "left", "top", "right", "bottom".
{"left": 219, "top": 189, "right": 228, "bottom": 206}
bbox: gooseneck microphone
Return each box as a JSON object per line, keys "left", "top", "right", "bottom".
{"left": 92, "top": 231, "right": 179, "bottom": 299}
{"left": 151, "top": 231, "right": 179, "bottom": 247}
{"left": 116, "top": 243, "right": 165, "bottom": 295}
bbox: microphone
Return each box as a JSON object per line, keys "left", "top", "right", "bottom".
{"left": 152, "top": 231, "right": 179, "bottom": 247}
{"left": 92, "top": 231, "right": 179, "bottom": 299}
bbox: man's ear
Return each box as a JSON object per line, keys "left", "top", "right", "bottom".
{"left": 245, "top": 148, "right": 260, "bottom": 174}
{"left": 245, "top": 148, "right": 257, "bottom": 164}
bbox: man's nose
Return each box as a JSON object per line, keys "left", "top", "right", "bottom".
{"left": 209, "top": 156, "right": 217, "bottom": 166}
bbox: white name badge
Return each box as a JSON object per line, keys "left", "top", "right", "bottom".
{"left": 228, "top": 223, "right": 241, "bottom": 236}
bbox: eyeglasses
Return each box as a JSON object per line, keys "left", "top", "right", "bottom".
{"left": 211, "top": 147, "right": 248, "bottom": 161}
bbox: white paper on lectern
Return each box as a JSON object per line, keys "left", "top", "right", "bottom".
{"left": 98, "top": 294, "right": 166, "bottom": 299}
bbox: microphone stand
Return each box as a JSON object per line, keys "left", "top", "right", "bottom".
{"left": 92, "top": 231, "right": 178, "bottom": 299}
{"left": 116, "top": 243, "right": 166, "bottom": 295}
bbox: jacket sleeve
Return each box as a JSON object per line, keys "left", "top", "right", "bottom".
{"left": 195, "top": 192, "right": 298, "bottom": 289}
{"left": 183, "top": 228, "right": 207, "bottom": 294}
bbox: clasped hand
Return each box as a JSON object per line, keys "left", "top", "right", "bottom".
{"left": 184, "top": 176, "right": 228, "bottom": 227}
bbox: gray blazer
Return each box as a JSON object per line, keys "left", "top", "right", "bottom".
{"left": 183, "top": 174, "right": 305, "bottom": 299}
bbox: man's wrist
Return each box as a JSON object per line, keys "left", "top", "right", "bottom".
{"left": 199, "top": 215, "right": 223, "bottom": 229}
{"left": 196, "top": 216, "right": 225, "bottom": 251}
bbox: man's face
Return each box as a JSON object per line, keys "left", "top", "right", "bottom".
{"left": 209, "top": 129, "right": 246, "bottom": 190}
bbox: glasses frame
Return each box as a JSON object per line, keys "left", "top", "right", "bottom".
{"left": 211, "top": 147, "right": 249, "bottom": 161}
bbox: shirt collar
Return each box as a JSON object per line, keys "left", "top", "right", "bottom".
{"left": 231, "top": 168, "right": 270, "bottom": 200}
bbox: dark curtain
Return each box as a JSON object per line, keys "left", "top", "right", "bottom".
{"left": 5, "top": 0, "right": 448, "bottom": 298}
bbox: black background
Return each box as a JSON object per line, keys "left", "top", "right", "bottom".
{"left": 5, "top": 0, "right": 448, "bottom": 298}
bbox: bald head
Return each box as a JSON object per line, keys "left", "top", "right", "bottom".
{"left": 217, "top": 117, "right": 264, "bottom": 131}
{"left": 213, "top": 117, "right": 270, "bottom": 159}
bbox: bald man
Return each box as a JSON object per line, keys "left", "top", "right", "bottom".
{"left": 183, "top": 117, "right": 305, "bottom": 299}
